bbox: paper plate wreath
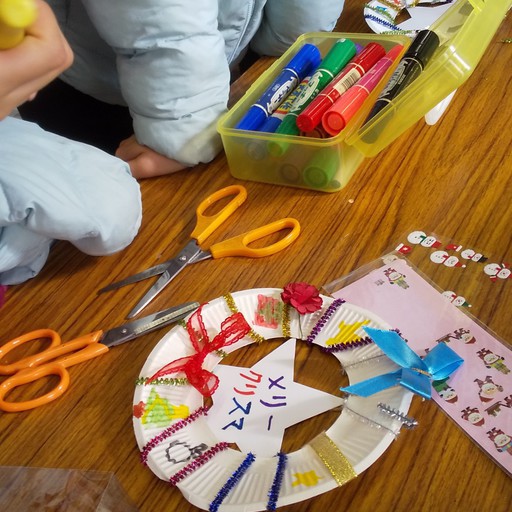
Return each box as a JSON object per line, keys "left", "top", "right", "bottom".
{"left": 133, "top": 285, "right": 435, "bottom": 511}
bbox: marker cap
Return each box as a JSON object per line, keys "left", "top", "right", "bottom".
{"left": 318, "top": 38, "right": 357, "bottom": 76}
{"left": 405, "top": 29, "right": 440, "bottom": 68}
{"left": 235, "top": 43, "right": 321, "bottom": 131}
{"left": 286, "top": 43, "right": 322, "bottom": 78}
{"left": 297, "top": 42, "right": 386, "bottom": 132}
{"left": 322, "top": 86, "right": 368, "bottom": 136}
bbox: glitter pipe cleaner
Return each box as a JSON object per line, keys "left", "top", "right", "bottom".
{"left": 305, "top": 298, "right": 345, "bottom": 345}
{"left": 341, "top": 353, "right": 386, "bottom": 373}
{"left": 364, "top": 13, "right": 401, "bottom": 31}
{"left": 342, "top": 402, "right": 397, "bottom": 436}
{"left": 281, "top": 303, "right": 291, "bottom": 338}
{"left": 267, "top": 452, "right": 288, "bottom": 511}
{"left": 135, "top": 376, "right": 189, "bottom": 386}
{"left": 169, "top": 442, "right": 231, "bottom": 487}
{"left": 365, "top": 3, "right": 397, "bottom": 23}
{"left": 320, "top": 336, "right": 374, "bottom": 353}
{"left": 209, "top": 453, "right": 256, "bottom": 512}
{"left": 224, "top": 293, "right": 266, "bottom": 343}
{"left": 378, "top": 402, "right": 418, "bottom": 429}
{"left": 140, "top": 406, "right": 209, "bottom": 465}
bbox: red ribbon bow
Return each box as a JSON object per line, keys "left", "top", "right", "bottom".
{"left": 147, "top": 305, "right": 250, "bottom": 397}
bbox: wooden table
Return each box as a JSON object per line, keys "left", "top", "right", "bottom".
{"left": 1, "top": 3, "right": 511, "bottom": 510}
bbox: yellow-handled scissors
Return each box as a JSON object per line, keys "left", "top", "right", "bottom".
{"left": 0, "top": 301, "right": 199, "bottom": 412}
{"left": 98, "top": 185, "right": 301, "bottom": 318}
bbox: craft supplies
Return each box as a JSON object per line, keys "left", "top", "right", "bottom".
{"left": 217, "top": 0, "right": 511, "bottom": 192}
{"left": 324, "top": 255, "right": 512, "bottom": 477}
{"left": 98, "top": 185, "right": 300, "bottom": 318}
{"left": 273, "top": 38, "right": 357, "bottom": 139}
{"left": 297, "top": 42, "right": 386, "bottom": 133}
{"left": 235, "top": 43, "right": 321, "bottom": 131}
{"left": 322, "top": 44, "right": 404, "bottom": 136}
{"left": 364, "top": 30, "right": 439, "bottom": 125}
{"left": 133, "top": 287, "right": 416, "bottom": 510}
{"left": 0, "top": 302, "right": 198, "bottom": 412}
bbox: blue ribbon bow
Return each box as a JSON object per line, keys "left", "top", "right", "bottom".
{"left": 340, "top": 327, "right": 464, "bottom": 399}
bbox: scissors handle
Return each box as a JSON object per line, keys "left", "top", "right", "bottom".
{"left": 208, "top": 218, "right": 301, "bottom": 259}
{"left": 190, "top": 185, "right": 248, "bottom": 245}
{"left": 0, "top": 329, "right": 107, "bottom": 412}
{"left": 0, "top": 329, "right": 62, "bottom": 375}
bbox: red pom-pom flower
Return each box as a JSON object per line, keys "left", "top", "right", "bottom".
{"left": 281, "top": 282, "right": 322, "bottom": 314}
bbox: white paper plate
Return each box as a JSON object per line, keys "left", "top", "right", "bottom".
{"left": 133, "top": 289, "right": 413, "bottom": 511}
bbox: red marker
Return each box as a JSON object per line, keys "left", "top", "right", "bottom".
{"left": 322, "top": 44, "right": 404, "bottom": 136}
{"left": 296, "top": 42, "right": 386, "bottom": 133}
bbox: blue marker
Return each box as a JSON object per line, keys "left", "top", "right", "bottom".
{"left": 235, "top": 43, "right": 322, "bottom": 131}
{"left": 259, "top": 74, "right": 314, "bottom": 133}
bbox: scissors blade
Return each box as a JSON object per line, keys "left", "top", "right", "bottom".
{"left": 97, "top": 262, "right": 171, "bottom": 294}
{"left": 126, "top": 239, "right": 202, "bottom": 318}
{"left": 100, "top": 301, "right": 199, "bottom": 347}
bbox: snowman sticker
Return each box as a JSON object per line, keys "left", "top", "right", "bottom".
{"left": 430, "top": 250, "right": 466, "bottom": 268}
{"left": 483, "top": 263, "right": 511, "bottom": 282}
{"left": 460, "top": 248, "right": 488, "bottom": 263}
{"left": 407, "top": 230, "right": 442, "bottom": 248}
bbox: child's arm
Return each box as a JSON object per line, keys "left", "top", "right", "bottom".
{"left": 115, "top": 134, "right": 187, "bottom": 179}
{"left": 83, "top": 0, "right": 229, "bottom": 178}
{"left": 251, "top": 0, "right": 345, "bottom": 56}
{"left": 0, "top": 0, "right": 73, "bottom": 119}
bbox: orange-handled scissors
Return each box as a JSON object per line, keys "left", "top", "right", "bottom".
{"left": 98, "top": 185, "right": 301, "bottom": 318}
{"left": 0, "top": 301, "right": 198, "bottom": 412}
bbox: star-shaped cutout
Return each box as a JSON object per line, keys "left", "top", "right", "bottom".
{"left": 205, "top": 339, "right": 344, "bottom": 457}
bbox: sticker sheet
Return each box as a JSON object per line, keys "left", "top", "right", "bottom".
{"left": 326, "top": 256, "right": 512, "bottom": 477}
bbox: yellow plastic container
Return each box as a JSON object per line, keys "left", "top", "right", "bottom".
{"left": 217, "top": 0, "right": 511, "bottom": 193}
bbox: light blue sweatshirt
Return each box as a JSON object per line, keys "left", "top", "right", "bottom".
{"left": 48, "top": 0, "right": 345, "bottom": 166}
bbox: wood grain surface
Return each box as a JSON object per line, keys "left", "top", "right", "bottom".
{"left": 1, "top": 2, "right": 510, "bottom": 511}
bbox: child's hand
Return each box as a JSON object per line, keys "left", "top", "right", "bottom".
{"left": 116, "top": 135, "right": 188, "bottom": 179}
{"left": 0, "top": 0, "right": 73, "bottom": 119}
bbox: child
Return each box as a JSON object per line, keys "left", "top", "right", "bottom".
{"left": 0, "top": 0, "right": 142, "bottom": 285}
{"left": 24, "top": 0, "right": 346, "bottom": 178}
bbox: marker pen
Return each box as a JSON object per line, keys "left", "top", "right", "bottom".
{"left": 322, "top": 44, "right": 404, "bottom": 136}
{"left": 303, "top": 148, "right": 339, "bottom": 189}
{"left": 235, "top": 43, "right": 321, "bottom": 131}
{"left": 275, "top": 38, "right": 358, "bottom": 137}
{"left": 296, "top": 42, "right": 386, "bottom": 133}
{"left": 364, "top": 30, "right": 440, "bottom": 124}
{"left": 259, "top": 74, "right": 313, "bottom": 133}
{"left": 0, "top": 0, "right": 37, "bottom": 49}
{"left": 245, "top": 75, "right": 314, "bottom": 160}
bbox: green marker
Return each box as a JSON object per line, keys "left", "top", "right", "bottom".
{"left": 303, "top": 148, "right": 339, "bottom": 189}
{"left": 275, "top": 39, "right": 357, "bottom": 138}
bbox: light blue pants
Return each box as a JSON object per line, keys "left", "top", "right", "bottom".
{"left": 0, "top": 116, "right": 142, "bottom": 284}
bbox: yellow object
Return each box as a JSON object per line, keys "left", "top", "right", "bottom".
{"left": 0, "top": 0, "right": 37, "bottom": 49}
{"left": 292, "top": 470, "right": 323, "bottom": 487}
{"left": 325, "top": 319, "right": 370, "bottom": 346}
{"left": 309, "top": 432, "right": 358, "bottom": 486}
{"left": 218, "top": 0, "right": 512, "bottom": 192}
{"left": 101, "top": 184, "right": 301, "bottom": 318}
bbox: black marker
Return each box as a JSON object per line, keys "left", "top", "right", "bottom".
{"left": 364, "top": 29, "right": 440, "bottom": 123}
